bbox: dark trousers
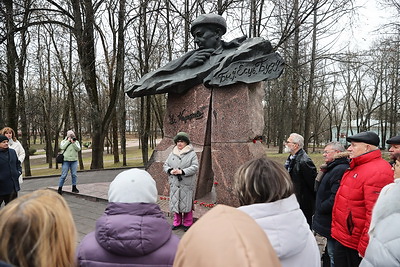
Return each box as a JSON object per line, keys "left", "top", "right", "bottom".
{"left": 0, "top": 191, "right": 18, "bottom": 206}
{"left": 334, "top": 240, "right": 362, "bottom": 267}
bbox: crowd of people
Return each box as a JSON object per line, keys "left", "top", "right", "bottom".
{"left": 0, "top": 129, "right": 399, "bottom": 266}
{"left": 285, "top": 131, "right": 399, "bottom": 267}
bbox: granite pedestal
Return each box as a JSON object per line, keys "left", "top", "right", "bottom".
{"left": 146, "top": 82, "right": 266, "bottom": 207}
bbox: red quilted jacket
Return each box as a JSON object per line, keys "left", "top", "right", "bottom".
{"left": 331, "top": 149, "right": 393, "bottom": 256}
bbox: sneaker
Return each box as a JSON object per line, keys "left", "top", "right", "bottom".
{"left": 183, "top": 226, "right": 191, "bottom": 232}
{"left": 72, "top": 185, "right": 79, "bottom": 193}
{"left": 171, "top": 225, "right": 180, "bottom": 230}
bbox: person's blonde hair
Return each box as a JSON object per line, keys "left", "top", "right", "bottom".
{"left": 0, "top": 189, "right": 77, "bottom": 267}
{"left": 234, "top": 157, "right": 294, "bottom": 205}
{"left": 0, "top": 127, "right": 16, "bottom": 141}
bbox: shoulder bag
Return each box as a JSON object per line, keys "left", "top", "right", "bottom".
{"left": 56, "top": 143, "right": 72, "bottom": 164}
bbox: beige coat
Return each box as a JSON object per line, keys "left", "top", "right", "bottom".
{"left": 163, "top": 144, "right": 198, "bottom": 213}
{"left": 173, "top": 205, "right": 281, "bottom": 267}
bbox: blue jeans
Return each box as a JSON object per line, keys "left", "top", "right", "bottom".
{"left": 58, "top": 161, "right": 78, "bottom": 187}
{"left": 327, "top": 238, "right": 335, "bottom": 267}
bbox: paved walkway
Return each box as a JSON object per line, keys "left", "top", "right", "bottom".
{"left": 19, "top": 167, "right": 325, "bottom": 265}
{"left": 20, "top": 168, "right": 211, "bottom": 242}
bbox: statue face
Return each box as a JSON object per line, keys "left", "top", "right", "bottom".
{"left": 192, "top": 25, "right": 221, "bottom": 49}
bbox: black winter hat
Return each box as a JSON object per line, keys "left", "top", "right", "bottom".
{"left": 346, "top": 131, "right": 380, "bottom": 146}
{"left": 386, "top": 135, "right": 400, "bottom": 145}
{"left": 0, "top": 135, "right": 8, "bottom": 143}
{"left": 174, "top": 132, "right": 190, "bottom": 145}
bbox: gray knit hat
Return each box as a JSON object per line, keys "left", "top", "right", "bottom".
{"left": 174, "top": 132, "right": 190, "bottom": 145}
{"left": 190, "top": 14, "right": 227, "bottom": 35}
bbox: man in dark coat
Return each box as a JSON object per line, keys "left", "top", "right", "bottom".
{"left": 312, "top": 142, "right": 349, "bottom": 267}
{"left": 0, "top": 135, "right": 21, "bottom": 205}
{"left": 284, "top": 133, "right": 317, "bottom": 227}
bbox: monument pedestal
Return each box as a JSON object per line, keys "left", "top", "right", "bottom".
{"left": 146, "top": 82, "right": 266, "bottom": 207}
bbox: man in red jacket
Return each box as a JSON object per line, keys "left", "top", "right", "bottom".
{"left": 331, "top": 131, "right": 393, "bottom": 266}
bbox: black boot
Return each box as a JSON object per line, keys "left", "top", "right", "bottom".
{"left": 72, "top": 185, "right": 79, "bottom": 193}
{"left": 57, "top": 187, "right": 63, "bottom": 195}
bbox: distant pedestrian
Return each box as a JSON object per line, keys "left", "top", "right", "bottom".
{"left": 0, "top": 135, "right": 21, "bottom": 206}
{"left": 173, "top": 204, "right": 281, "bottom": 267}
{"left": 331, "top": 131, "right": 393, "bottom": 266}
{"left": 0, "top": 189, "right": 77, "bottom": 267}
{"left": 236, "top": 156, "right": 320, "bottom": 267}
{"left": 77, "top": 168, "right": 179, "bottom": 267}
{"left": 284, "top": 133, "right": 317, "bottom": 227}
{"left": 164, "top": 132, "right": 199, "bottom": 232}
{"left": 360, "top": 152, "right": 400, "bottom": 266}
{"left": 312, "top": 142, "right": 349, "bottom": 267}
{"left": 57, "top": 130, "right": 81, "bottom": 195}
{"left": 0, "top": 127, "right": 25, "bottom": 184}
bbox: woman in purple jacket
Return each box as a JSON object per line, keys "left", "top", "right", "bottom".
{"left": 77, "top": 169, "right": 180, "bottom": 266}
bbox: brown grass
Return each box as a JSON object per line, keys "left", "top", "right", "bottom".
{"left": 26, "top": 145, "right": 153, "bottom": 177}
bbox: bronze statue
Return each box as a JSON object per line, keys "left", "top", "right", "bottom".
{"left": 126, "top": 14, "right": 284, "bottom": 98}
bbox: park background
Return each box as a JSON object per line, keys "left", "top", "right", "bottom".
{"left": 0, "top": 0, "right": 399, "bottom": 177}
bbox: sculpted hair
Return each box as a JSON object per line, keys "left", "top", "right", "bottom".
{"left": 290, "top": 133, "right": 304, "bottom": 148}
{"left": 0, "top": 189, "right": 77, "bottom": 267}
{"left": 0, "top": 127, "right": 16, "bottom": 141}
{"left": 234, "top": 157, "right": 294, "bottom": 205}
{"left": 325, "top": 141, "right": 345, "bottom": 152}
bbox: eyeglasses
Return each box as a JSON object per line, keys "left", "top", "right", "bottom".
{"left": 323, "top": 150, "right": 336, "bottom": 154}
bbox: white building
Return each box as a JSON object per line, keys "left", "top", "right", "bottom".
{"left": 332, "top": 119, "right": 394, "bottom": 147}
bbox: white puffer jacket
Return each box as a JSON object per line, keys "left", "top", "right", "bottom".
{"left": 360, "top": 178, "right": 400, "bottom": 267}
{"left": 238, "top": 194, "right": 321, "bottom": 267}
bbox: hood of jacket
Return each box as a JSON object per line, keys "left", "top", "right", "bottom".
{"left": 173, "top": 205, "right": 281, "bottom": 267}
{"left": 95, "top": 202, "right": 172, "bottom": 257}
{"left": 238, "top": 195, "right": 318, "bottom": 262}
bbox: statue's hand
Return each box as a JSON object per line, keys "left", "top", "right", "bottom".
{"left": 182, "top": 48, "right": 215, "bottom": 68}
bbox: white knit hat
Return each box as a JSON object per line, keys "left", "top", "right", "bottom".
{"left": 108, "top": 169, "right": 158, "bottom": 203}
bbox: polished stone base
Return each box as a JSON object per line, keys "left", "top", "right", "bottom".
{"left": 146, "top": 82, "right": 266, "bottom": 206}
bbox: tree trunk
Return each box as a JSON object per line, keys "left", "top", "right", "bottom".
{"left": 303, "top": 0, "right": 318, "bottom": 152}
{"left": 17, "top": 6, "right": 31, "bottom": 176}
{"left": 4, "top": 0, "right": 18, "bottom": 130}
{"left": 291, "top": 0, "right": 300, "bottom": 133}
{"left": 112, "top": 113, "right": 119, "bottom": 163}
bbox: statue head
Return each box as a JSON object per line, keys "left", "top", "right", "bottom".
{"left": 190, "top": 14, "right": 227, "bottom": 49}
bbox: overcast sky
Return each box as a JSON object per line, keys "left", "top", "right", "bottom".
{"left": 346, "top": 0, "right": 395, "bottom": 50}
